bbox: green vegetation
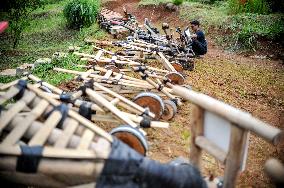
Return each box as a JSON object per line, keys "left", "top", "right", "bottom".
{"left": 0, "top": 0, "right": 105, "bottom": 84}
{"left": 228, "top": 0, "right": 270, "bottom": 14}
{"left": 32, "top": 54, "right": 87, "bottom": 85}
{"left": 173, "top": 0, "right": 184, "bottom": 6}
{"left": 139, "top": 0, "right": 171, "bottom": 6}
{"left": 180, "top": 1, "right": 284, "bottom": 51}
{"left": 64, "top": 0, "right": 101, "bottom": 29}
{"left": 0, "top": 0, "right": 44, "bottom": 48}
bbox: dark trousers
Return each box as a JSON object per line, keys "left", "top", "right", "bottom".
{"left": 191, "top": 40, "right": 207, "bottom": 55}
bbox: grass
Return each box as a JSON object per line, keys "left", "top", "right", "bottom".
{"left": 139, "top": 0, "right": 171, "bottom": 6}
{"left": 0, "top": 0, "right": 106, "bottom": 84}
{"left": 179, "top": 1, "right": 284, "bottom": 52}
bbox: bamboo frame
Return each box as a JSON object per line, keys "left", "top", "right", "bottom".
{"left": 172, "top": 85, "right": 283, "bottom": 188}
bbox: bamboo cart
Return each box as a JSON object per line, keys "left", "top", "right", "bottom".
{"left": 0, "top": 80, "right": 113, "bottom": 187}
{"left": 171, "top": 85, "right": 284, "bottom": 188}
{"left": 0, "top": 80, "right": 208, "bottom": 188}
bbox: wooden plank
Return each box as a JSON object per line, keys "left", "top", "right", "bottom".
{"left": 77, "top": 129, "right": 95, "bottom": 149}
{"left": 54, "top": 119, "right": 79, "bottom": 148}
{"left": 2, "top": 99, "right": 49, "bottom": 146}
{"left": 28, "top": 111, "right": 62, "bottom": 146}
{"left": 0, "top": 91, "right": 36, "bottom": 133}
{"left": 189, "top": 105, "right": 204, "bottom": 169}
{"left": 223, "top": 125, "right": 247, "bottom": 188}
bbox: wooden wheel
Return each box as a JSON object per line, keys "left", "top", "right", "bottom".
{"left": 161, "top": 100, "right": 177, "bottom": 121}
{"left": 110, "top": 125, "right": 148, "bottom": 155}
{"left": 133, "top": 92, "right": 164, "bottom": 120}
{"left": 171, "top": 62, "right": 183, "bottom": 73}
{"left": 164, "top": 72, "right": 185, "bottom": 85}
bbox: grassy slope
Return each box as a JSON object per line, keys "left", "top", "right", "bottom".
{"left": 0, "top": 0, "right": 106, "bottom": 84}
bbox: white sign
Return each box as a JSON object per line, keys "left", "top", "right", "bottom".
{"left": 203, "top": 111, "right": 249, "bottom": 171}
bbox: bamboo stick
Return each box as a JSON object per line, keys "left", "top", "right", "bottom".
{"left": 26, "top": 84, "right": 113, "bottom": 142}
{"left": 171, "top": 85, "right": 282, "bottom": 145}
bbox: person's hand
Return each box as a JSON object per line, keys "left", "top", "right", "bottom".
{"left": 191, "top": 34, "right": 197, "bottom": 40}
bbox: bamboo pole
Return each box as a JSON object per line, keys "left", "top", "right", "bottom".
{"left": 93, "top": 82, "right": 155, "bottom": 118}
{"left": 171, "top": 85, "right": 282, "bottom": 145}
{"left": 26, "top": 84, "right": 113, "bottom": 142}
{"left": 189, "top": 105, "right": 204, "bottom": 168}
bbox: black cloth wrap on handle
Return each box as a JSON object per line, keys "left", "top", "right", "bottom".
{"left": 171, "top": 98, "right": 178, "bottom": 106}
{"left": 157, "top": 84, "right": 163, "bottom": 91}
{"left": 14, "top": 80, "right": 28, "bottom": 100}
{"left": 140, "top": 109, "right": 150, "bottom": 117}
{"left": 134, "top": 66, "right": 146, "bottom": 73}
{"left": 45, "top": 104, "right": 69, "bottom": 129}
{"left": 139, "top": 115, "right": 151, "bottom": 128}
{"left": 96, "top": 138, "right": 207, "bottom": 188}
{"left": 162, "top": 78, "right": 170, "bottom": 85}
{"left": 16, "top": 146, "right": 43, "bottom": 173}
{"left": 60, "top": 93, "right": 73, "bottom": 103}
{"left": 79, "top": 102, "right": 93, "bottom": 120}
{"left": 141, "top": 74, "right": 148, "bottom": 80}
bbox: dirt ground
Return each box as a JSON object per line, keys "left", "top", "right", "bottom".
{"left": 100, "top": 0, "right": 284, "bottom": 186}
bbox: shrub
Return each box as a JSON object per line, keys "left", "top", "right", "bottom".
{"left": 0, "top": 0, "right": 44, "bottom": 48}
{"left": 228, "top": 0, "right": 270, "bottom": 14}
{"left": 173, "top": 0, "right": 184, "bottom": 6}
{"left": 63, "top": 0, "right": 100, "bottom": 29}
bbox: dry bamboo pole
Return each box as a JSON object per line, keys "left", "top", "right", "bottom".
{"left": 93, "top": 66, "right": 147, "bottom": 83}
{"left": 93, "top": 82, "right": 155, "bottom": 118}
{"left": 85, "top": 88, "right": 138, "bottom": 128}
{"left": 156, "top": 52, "right": 176, "bottom": 72}
{"left": 1, "top": 99, "right": 49, "bottom": 146}
{"left": 27, "top": 76, "right": 106, "bottom": 113}
{"left": 97, "top": 92, "right": 141, "bottom": 115}
{"left": 171, "top": 85, "right": 282, "bottom": 145}
{"left": 28, "top": 74, "right": 63, "bottom": 94}
{"left": 91, "top": 113, "right": 169, "bottom": 129}
{"left": 0, "top": 91, "right": 36, "bottom": 133}
{"left": 0, "top": 77, "right": 28, "bottom": 91}
{"left": 189, "top": 105, "right": 204, "bottom": 168}
{"left": 264, "top": 158, "right": 284, "bottom": 184}
{"left": 53, "top": 67, "right": 155, "bottom": 90}
{"left": 0, "top": 85, "right": 22, "bottom": 105}
{"left": 28, "top": 110, "right": 63, "bottom": 146}
{"left": 120, "top": 112, "right": 169, "bottom": 128}
{"left": 0, "top": 149, "right": 104, "bottom": 177}
{"left": 223, "top": 125, "right": 248, "bottom": 188}
{"left": 26, "top": 84, "right": 113, "bottom": 142}
{"left": 138, "top": 72, "right": 182, "bottom": 106}
{"left": 93, "top": 46, "right": 169, "bottom": 74}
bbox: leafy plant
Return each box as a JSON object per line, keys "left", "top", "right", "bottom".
{"left": 228, "top": 0, "right": 270, "bottom": 14}
{"left": 173, "top": 0, "right": 184, "bottom": 5}
{"left": 0, "top": 0, "right": 44, "bottom": 48}
{"left": 32, "top": 54, "right": 86, "bottom": 85}
{"left": 63, "top": 0, "right": 100, "bottom": 29}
